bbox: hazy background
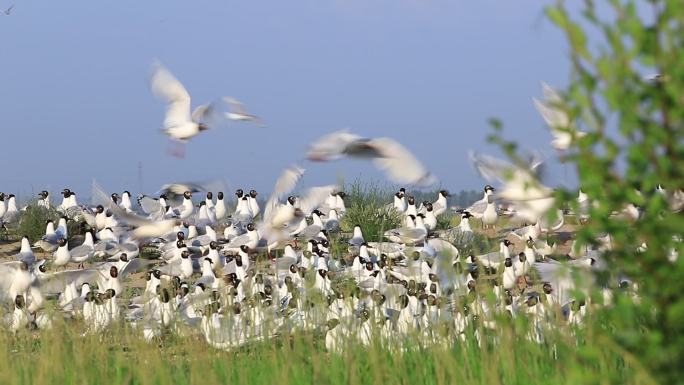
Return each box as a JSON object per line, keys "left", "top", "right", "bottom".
{"left": 0, "top": 0, "right": 571, "bottom": 201}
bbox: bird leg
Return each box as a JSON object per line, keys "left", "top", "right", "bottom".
{"left": 167, "top": 142, "right": 186, "bottom": 158}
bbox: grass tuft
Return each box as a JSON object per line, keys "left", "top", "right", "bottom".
{"left": 340, "top": 181, "right": 401, "bottom": 241}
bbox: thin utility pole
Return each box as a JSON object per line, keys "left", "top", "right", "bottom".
{"left": 138, "top": 161, "right": 144, "bottom": 194}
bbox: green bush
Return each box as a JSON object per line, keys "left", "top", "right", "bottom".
{"left": 340, "top": 181, "right": 401, "bottom": 241}
{"left": 15, "top": 203, "right": 57, "bottom": 243}
{"left": 15, "top": 201, "right": 82, "bottom": 243}
{"left": 491, "top": 1, "right": 684, "bottom": 382}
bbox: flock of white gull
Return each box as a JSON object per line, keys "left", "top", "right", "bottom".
{"left": 0, "top": 69, "right": 681, "bottom": 352}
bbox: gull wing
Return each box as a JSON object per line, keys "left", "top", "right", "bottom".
{"left": 119, "top": 258, "right": 156, "bottom": 279}
{"left": 477, "top": 250, "right": 505, "bottom": 267}
{"left": 534, "top": 261, "right": 594, "bottom": 305}
{"left": 533, "top": 98, "right": 569, "bottom": 130}
{"left": 263, "top": 165, "right": 305, "bottom": 224}
{"left": 293, "top": 224, "right": 321, "bottom": 241}
{"left": 157, "top": 260, "right": 184, "bottom": 277}
{"left": 306, "top": 130, "right": 364, "bottom": 161}
{"left": 70, "top": 244, "right": 93, "bottom": 259}
{"left": 37, "top": 269, "right": 101, "bottom": 295}
{"left": 298, "top": 185, "right": 338, "bottom": 215}
{"left": 91, "top": 180, "right": 114, "bottom": 208}
{"left": 137, "top": 195, "right": 162, "bottom": 215}
{"left": 150, "top": 62, "right": 192, "bottom": 129}
{"left": 224, "top": 97, "right": 247, "bottom": 115}
{"left": 0, "top": 264, "right": 20, "bottom": 296}
{"left": 78, "top": 206, "right": 97, "bottom": 228}
{"left": 370, "top": 137, "right": 437, "bottom": 187}
{"left": 108, "top": 203, "right": 154, "bottom": 227}
{"left": 541, "top": 82, "right": 563, "bottom": 104}
{"left": 273, "top": 255, "right": 297, "bottom": 271}
{"left": 191, "top": 103, "right": 213, "bottom": 123}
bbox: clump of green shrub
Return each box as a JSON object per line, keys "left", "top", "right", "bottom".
{"left": 340, "top": 181, "right": 401, "bottom": 242}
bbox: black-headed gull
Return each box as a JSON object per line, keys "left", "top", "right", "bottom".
{"left": 2, "top": 4, "right": 14, "bottom": 16}
{"left": 150, "top": 62, "right": 217, "bottom": 156}
{"left": 533, "top": 82, "right": 586, "bottom": 150}
{"left": 307, "top": 130, "right": 437, "bottom": 187}
{"left": 470, "top": 152, "right": 554, "bottom": 224}
{"left": 224, "top": 97, "right": 265, "bottom": 127}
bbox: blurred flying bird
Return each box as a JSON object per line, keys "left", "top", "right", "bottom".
{"left": 533, "top": 82, "right": 586, "bottom": 151}
{"left": 150, "top": 62, "right": 217, "bottom": 157}
{"left": 470, "top": 151, "right": 554, "bottom": 223}
{"left": 307, "top": 130, "right": 437, "bottom": 187}
{"left": 224, "top": 97, "right": 264, "bottom": 127}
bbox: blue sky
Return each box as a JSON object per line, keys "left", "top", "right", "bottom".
{"left": 0, "top": 0, "right": 572, "bottom": 201}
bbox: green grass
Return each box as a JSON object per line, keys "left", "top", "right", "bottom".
{"left": 13, "top": 202, "right": 82, "bottom": 243}
{"left": 340, "top": 181, "right": 401, "bottom": 241}
{"left": 0, "top": 317, "right": 651, "bottom": 385}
